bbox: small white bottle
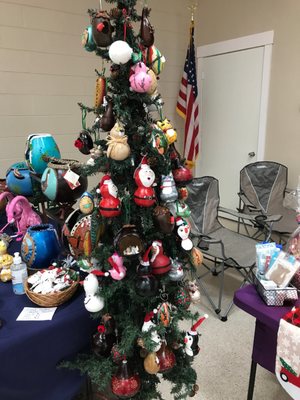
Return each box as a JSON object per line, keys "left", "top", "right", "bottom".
{"left": 11, "top": 252, "right": 28, "bottom": 295}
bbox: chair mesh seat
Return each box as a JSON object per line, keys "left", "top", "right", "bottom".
{"left": 202, "top": 227, "right": 256, "bottom": 267}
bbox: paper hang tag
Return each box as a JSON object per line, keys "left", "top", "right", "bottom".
{"left": 63, "top": 169, "right": 81, "bottom": 190}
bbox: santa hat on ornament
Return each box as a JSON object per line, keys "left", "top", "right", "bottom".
{"left": 142, "top": 309, "right": 158, "bottom": 332}
{"left": 189, "top": 315, "right": 208, "bottom": 335}
{"left": 99, "top": 174, "right": 111, "bottom": 187}
{"left": 176, "top": 217, "right": 186, "bottom": 227}
{"left": 108, "top": 255, "right": 120, "bottom": 273}
{"left": 140, "top": 246, "right": 152, "bottom": 267}
{"left": 79, "top": 270, "right": 109, "bottom": 285}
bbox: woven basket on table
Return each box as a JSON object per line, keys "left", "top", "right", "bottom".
{"left": 24, "top": 277, "right": 79, "bottom": 307}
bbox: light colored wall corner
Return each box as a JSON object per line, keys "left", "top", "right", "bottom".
{"left": 196, "top": 0, "right": 300, "bottom": 189}
{"left": 0, "top": 0, "right": 189, "bottom": 190}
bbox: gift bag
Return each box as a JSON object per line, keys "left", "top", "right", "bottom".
{"left": 276, "top": 307, "right": 300, "bottom": 399}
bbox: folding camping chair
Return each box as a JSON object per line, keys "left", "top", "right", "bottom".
{"left": 238, "top": 161, "right": 297, "bottom": 243}
{"left": 186, "top": 176, "right": 260, "bottom": 321}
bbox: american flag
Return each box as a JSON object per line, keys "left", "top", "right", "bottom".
{"left": 176, "top": 20, "right": 200, "bottom": 166}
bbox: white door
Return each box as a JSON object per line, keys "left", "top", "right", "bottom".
{"left": 196, "top": 32, "right": 273, "bottom": 210}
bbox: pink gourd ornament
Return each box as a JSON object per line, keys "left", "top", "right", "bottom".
{"left": 129, "top": 62, "right": 152, "bottom": 93}
{"left": 5, "top": 195, "right": 42, "bottom": 238}
{"left": 108, "top": 252, "right": 126, "bottom": 280}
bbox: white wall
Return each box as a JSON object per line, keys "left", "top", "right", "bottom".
{"left": 0, "top": 0, "right": 188, "bottom": 188}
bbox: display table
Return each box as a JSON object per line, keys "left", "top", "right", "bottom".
{"left": 0, "top": 280, "right": 98, "bottom": 400}
{"left": 234, "top": 284, "right": 299, "bottom": 400}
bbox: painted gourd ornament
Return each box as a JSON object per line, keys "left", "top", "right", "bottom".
{"left": 147, "top": 69, "right": 158, "bottom": 95}
{"left": 6, "top": 162, "right": 33, "bottom": 196}
{"left": 146, "top": 45, "right": 166, "bottom": 75}
{"left": 184, "top": 315, "right": 208, "bottom": 357}
{"left": 94, "top": 75, "right": 106, "bottom": 110}
{"left": 91, "top": 10, "right": 113, "bottom": 48}
{"left": 81, "top": 26, "right": 96, "bottom": 52}
{"left": 175, "top": 217, "right": 193, "bottom": 251}
{"left": 98, "top": 175, "right": 121, "bottom": 218}
{"left": 134, "top": 158, "right": 156, "bottom": 207}
{"left": 150, "top": 240, "right": 171, "bottom": 275}
{"left": 140, "top": 7, "right": 154, "bottom": 47}
{"left": 156, "top": 119, "right": 177, "bottom": 145}
{"left": 74, "top": 130, "right": 94, "bottom": 155}
{"left": 173, "top": 286, "right": 191, "bottom": 310}
{"left": 108, "top": 252, "right": 126, "bottom": 280}
{"left": 100, "top": 98, "right": 116, "bottom": 131}
{"left": 156, "top": 341, "right": 176, "bottom": 373}
{"left": 41, "top": 158, "right": 88, "bottom": 203}
{"left": 25, "top": 134, "right": 61, "bottom": 176}
{"left": 153, "top": 205, "right": 175, "bottom": 234}
{"left": 153, "top": 127, "right": 168, "bottom": 155}
{"left": 172, "top": 164, "right": 193, "bottom": 187}
{"left": 187, "top": 280, "right": 201, "bottom": 303}
{"left": 111, "top": 360, "right": 141, "bottom": 398}
{"left": 168, "top": 258, "right": 184, "bottom": 282}
{"left": 144, "top": 352, "right": 160, "bottom": 374}
{"left": 190, "top": 247, "right": 203, "bottom": 268}
{"left": 129, "top": 62, "right": 152, "bottom": 93}
{"left": 106, "top": 121, "right": 131, "bottom": 161}
{"left": 79, "top": 192, "right": 94, "bottom": 215}
{"left": 114, "top": 225, "right": 144, "bottom": 258}
{"left": 92, "top": 324, "right": 117, "bottom": 358}
{"left": 135, "top": 246, "right": 158, "bottom": 297}
{"left": 160, "top": 173, "right": 178, "bottom": 203}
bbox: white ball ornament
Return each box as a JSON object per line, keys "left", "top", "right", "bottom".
{"left": 109, "top": 40, "right": 133, "bottom": 65}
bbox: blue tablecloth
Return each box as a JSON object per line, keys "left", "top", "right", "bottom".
{"left": 0, "top": 273, "right": 98, "bottom": 400}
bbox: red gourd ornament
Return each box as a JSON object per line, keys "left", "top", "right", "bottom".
{"left": 134, "top": 158, "right": 156, "bottom": 207}
{"left": 150, "top": 240, "right": 171, "bottom": 275}
{"left": 156, "top": 340, "right": 176, "bottom": 373}
{"left": 111, "top": 360, "right": 141, "bottom": 398}
{"left": 98, "top": 175, "right": 121, "bottom": 218}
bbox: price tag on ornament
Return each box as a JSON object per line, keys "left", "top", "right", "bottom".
{"left": 63, "top": 168, "right": 81, "bottom": 190}
{"left": 16, "top": 307, "right": 57, "bottom": 321}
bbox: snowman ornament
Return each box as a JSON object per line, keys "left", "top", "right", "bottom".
{"left": 142, "top": 310, "right": 162, "bottom": 352}
{"left": 134, "top": 158, "right": 156, "bottom": 207}
{"left": 82, "top": 270, "right": 109, "bottom": 313}
{"left": 176, "top": 217, "right": 193, "bottom": 251}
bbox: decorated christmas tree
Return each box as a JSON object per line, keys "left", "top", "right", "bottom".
{"left": 63, "top": 1, "right": 206, "bottom": 398}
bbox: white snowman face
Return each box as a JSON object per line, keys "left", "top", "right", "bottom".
{"left": 83, "top": 273, "right": 99, "bottom": 295}
{"left": 139, "top": 165, "right": 155, "bottom": 187}
{"left": 108, "top": 181, "right": 118, "bottom": 198}
{"left": 177, "top": 224, "right": 190, "bottom": 240}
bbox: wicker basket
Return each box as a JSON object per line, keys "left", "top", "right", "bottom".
{"left": 24, "top": 276, "right": 79, "bottom": 307}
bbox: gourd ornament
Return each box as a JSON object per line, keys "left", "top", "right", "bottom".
{"left": 150, "top": 240, "right": 171, "bottom": 275}
{"left": 129, "top": 62, "right": 152, "bottom": 93}
{"left": 108, "top": 252, "right": 126, "bottom": 280}
{"left": 91, "top": 10, "right": 113, "bottom": 48}
{"left": 175, "top": 217, "right": 193, "bottom": 251}
{"left": 140, "top": 7, "right": 154, "bottom": 47}
{"left": 106, "top": 122, "right": 131, "bottom": 161}
{"left": 100, "top": 98, "right": 115, "bottom": 131}
{"left": 160, "top": 173, "right": 178, "bottom": 203}
{"left": 82, "top": 270, "right": 109, "bottom": 313}
{"left": 134, "top": 158, "right": 156, "bottom": 207}
{"left": 98, "top": 175, "right": 121, "bottom": 218}
{"left": 184, "top": 315, "right": 208, "bottom": 357}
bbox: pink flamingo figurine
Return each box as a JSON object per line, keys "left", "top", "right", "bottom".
{"left": 5, "top": 195, "right": 42, "bottom": 238}
{"left": 108, "top": 252, "right": 126, "bottom": 280}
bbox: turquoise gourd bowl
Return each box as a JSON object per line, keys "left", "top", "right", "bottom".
{"left": 25, "top": 134, "right": 61, "bottom": 175}
{"left": 21, "top": 224, "right": 61, "bottom": 269}
{"left": 6, "top": 161, "right": 33, "bottom": 196}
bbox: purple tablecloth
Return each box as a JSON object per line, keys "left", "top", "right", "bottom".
{"left": 234, "top": 284, "right": 299, "bottom": 373}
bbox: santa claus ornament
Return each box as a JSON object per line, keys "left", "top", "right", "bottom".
{"left": 176, "top": 217, "right": 193, "bottom": 251}
{"left": 134, "top": 158, "right": 156, "bottom": 207}
{"left": 98, "top": 175, "right": 121, "bottom": 218}
{"left": 184, "top": 315, "right": 208, "bottom": 357}
{"left": 150, "top": 240, "right": 171, "bottom": 276}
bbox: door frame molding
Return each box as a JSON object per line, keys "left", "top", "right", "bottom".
{"left": 196, "top": 31, "right": 274, "bottom": 163}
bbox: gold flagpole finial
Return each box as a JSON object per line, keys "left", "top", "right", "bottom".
{"left": 188, "top": 1, "right": 198, "bottom": 22}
